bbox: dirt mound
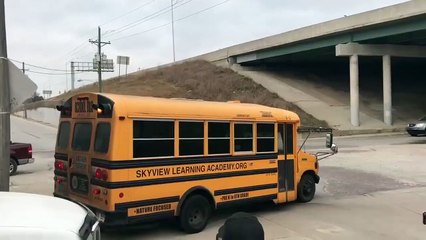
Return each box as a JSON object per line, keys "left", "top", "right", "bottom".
{"left": 47, "top": 60, "right": 327, "bottom": 127}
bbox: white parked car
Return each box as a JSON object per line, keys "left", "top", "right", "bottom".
{"left": 0, "top": 192, "right": 101, "bottom": 240}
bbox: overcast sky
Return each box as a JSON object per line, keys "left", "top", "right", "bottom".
{"left": 5, "top": 0, "right": 408, "bottom": 96}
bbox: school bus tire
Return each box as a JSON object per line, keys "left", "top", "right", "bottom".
{"left": 297, "top": 173, "right": 316, "bottom": 203}
{"left": 179, "top": 194, "right": 212, "bottom": 234}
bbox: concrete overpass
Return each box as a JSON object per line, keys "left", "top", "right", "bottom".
{"left": 196, "top": 0, "right": 426, "bottom": 127}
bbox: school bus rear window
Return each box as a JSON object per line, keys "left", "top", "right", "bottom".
{"left": 57, "top": 122, "right": 70, "bottom": 149}
{"left": 133, "top": 120, "right": 174, "bottom": 158}
{"left": 94, "top": 123, "right": 111, "bottom": 153}
{"left": 72, "top": 123, "right": 92, "bottom": 151}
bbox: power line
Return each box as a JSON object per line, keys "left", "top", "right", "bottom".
{"left": 58, "top": 33, "right": 97, "bottom": 60}
{"left": 23, "top": 63, "right": 68, "bottom": 72}
{"left": 58, "top": 1, "right": 154, "bottom": 61}
{"left": 103, "top": 5, "right": 173, "bottom": 38}
{"left": 111, "top": 22, "right": 170, "bottom": 41}
{"left": 72, "top": 51, "right": 94, "bottom": 60}
{"left": 110, "top": 0, "right": 231, "bottom": 42}
{"left": 65, "top": 41, "right": 90, "bottom": 57}
{"left": 104, "top": 0, "right": 193, "bottom": 39}
{"left": 61, "top": 1, "right": 155, "bottom": 60}
{"left": 102, "top": 5, "right": 172, "bottom": 37}
{"left": 100, "top": 0, "right": 155, "bottom": 26}
{"left": 26, "top": 70, "right": 82, "bottom": 75}
{"left": 175, "top": 0, "right": 230, "bottom": 22}
{"left": 68, "top": 44, "right": 92, "bottom": 58}
{"left": 70, "top": 44, "right": 98, "bottom": 61}
{"left": 8, "top": 58, "right": 69, "bottom": 72}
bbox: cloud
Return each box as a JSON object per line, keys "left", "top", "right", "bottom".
{"left": 4, "top": 0, "right": 408, "bottom": 94}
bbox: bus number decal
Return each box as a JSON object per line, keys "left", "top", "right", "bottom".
{"left": 135, "top": 162, "right": 248, "bottom": 178}
{"left": 75, "top": 97, "right": 94, "bottom": 113}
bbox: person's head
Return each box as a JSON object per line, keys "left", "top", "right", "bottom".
{"left": 216, "top": 212, "right": 264, "bottom": 240}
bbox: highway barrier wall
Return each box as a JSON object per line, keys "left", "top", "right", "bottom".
{"left": 15, "top": 107, "right": 60, "bottom": 128}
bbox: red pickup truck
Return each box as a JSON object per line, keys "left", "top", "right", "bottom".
{"left": 10, "top": 142, "right": 34, "bottom": 176}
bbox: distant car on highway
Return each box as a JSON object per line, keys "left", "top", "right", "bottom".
{"left": 406, "top": 116, "right": 426, "bottom": 136}
{"left": 0, "top": 192, "right": 101, "bottom": 240}
{"left": 10, "top": 141, "right": 34, "bottom": 175}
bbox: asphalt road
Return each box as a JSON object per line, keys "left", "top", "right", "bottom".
{"left": 10, "top": 116, "right": 56, "bottom": 195}
{"left": 9, "top": 116, "right": 426, "bottom": 239}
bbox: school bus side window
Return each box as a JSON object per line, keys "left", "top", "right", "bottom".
{"left": 72, "top": 123, "right": 92, "bottom": 151}
{"left": 179, "top": 121, "right": 204, "bottom": 156}
{"left": 285, "top": 124, "right": 294, "bottom": 154}
{"left": 133, "top": 120, "right": 174, "bottom": 158}
{"left": 234, "top": 123, "right": 253, "bottom": 152}
{"left": 257, "top": 123, "right": 274, "bottom": 153}
{"left": 278, "top": 124, "right": 284, "bottom": 154}
{"left": 208, "top": 122, "right": 230, "bottom": 154}
{"left": 94, "top": 123, "right": 111, "bottom": 153}
{"left": 57, "top": 122, "right": 70, "bottom": 149}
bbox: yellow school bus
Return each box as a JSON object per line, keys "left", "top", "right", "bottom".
{"left": 53, "top": 92, "right": 335, "bottom": 233}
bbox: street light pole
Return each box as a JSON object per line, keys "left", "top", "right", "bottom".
{"left": 171, "top": 0, "right": 176, "bottom": 62}
{"left": 0, "top": 0, "right": 10, "bottom": 191}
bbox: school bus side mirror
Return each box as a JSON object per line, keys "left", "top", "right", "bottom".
{"left": 326, "top": 133, "right": 333, "bottom": 148}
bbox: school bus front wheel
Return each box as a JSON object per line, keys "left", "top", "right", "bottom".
{"left": 297, "top": 173, "right": 316, "bottom": 203}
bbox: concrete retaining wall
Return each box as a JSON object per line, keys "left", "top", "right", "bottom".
{"left": 15, "top": 107, "right": 60, "bottom": 127}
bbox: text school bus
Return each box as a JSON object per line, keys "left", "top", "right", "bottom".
{"left": 53, "top": 93, "right": 337, "bottom": 233}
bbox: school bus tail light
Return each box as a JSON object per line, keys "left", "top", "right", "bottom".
{"left": 55, "top": 177, "right": 62, "bottom": 184}
{"left": 95, "top": 168, "right": 108, "bottom": 181}
{"left": 93, "top": 188, "right": 101, "bottom": 195}
{"left": 55, "top": 160, "right": 65, "bottom": 171}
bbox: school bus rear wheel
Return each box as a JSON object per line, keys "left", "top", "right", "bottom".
{"left": 179, "top": 195, "right": 212, "bottom": 234}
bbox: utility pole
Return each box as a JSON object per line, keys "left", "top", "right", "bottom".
{"left": 171, "top": 0, "right": 176, "bottom": 62}
{"left": 0, "top": 0, "right": 10, "bottom": 191}
{"left": 65, "top": 62, "right": 68, "bottom": 92}
{"left": 89, "top": 26, "right": 110, "bottom": 93}
{"left": 21, "top": 62, "right": 28, "bottom": 74}
{"left": 70, "top": 61, "right": 75, "bottom": 90}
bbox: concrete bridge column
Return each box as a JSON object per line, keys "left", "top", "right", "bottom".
{"left": 383, "top": 55, "right": 392, "bottom": 125}
{"left": 350, "top": 55, "right": 360, "bottom": 127}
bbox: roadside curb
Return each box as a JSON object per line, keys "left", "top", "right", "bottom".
{"left": 334, "top": 127, "right": 406, "bottom": 136}
{"left": 11, "top": 114, "right": 58, "bottom": 129}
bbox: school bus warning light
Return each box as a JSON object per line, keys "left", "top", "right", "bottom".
{"left": 92, "top": 103, "right": 111, "bottom": 115}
